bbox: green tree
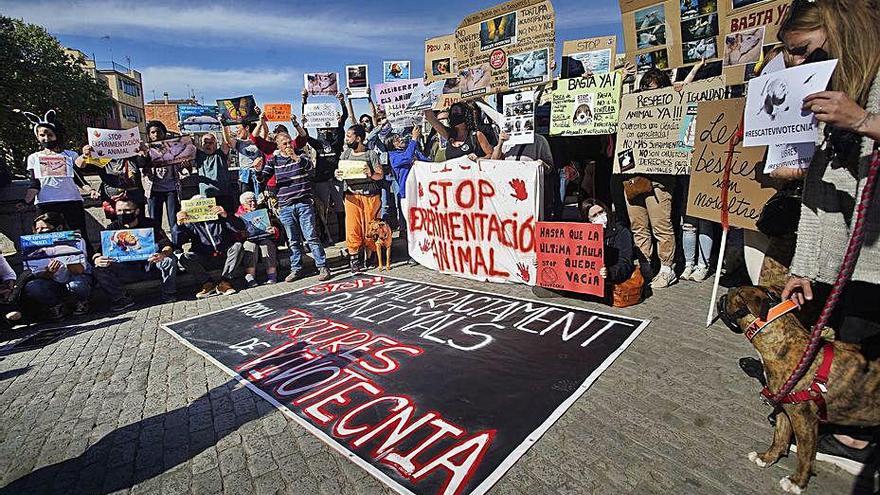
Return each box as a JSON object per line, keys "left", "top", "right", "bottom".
{"left": 0, "top": 16, "right": 113, "bottom": 176}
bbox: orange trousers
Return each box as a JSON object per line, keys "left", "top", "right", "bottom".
{"left": 344, "top": 193, "right": 382, "bottom": 255}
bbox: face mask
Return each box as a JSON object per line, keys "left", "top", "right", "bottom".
{"left": 804, "top": 47, "right": 830, "bottom": 64}
{"left": 449, "top": 113, "right": 466, "bottom": 127}
{"left": 347, "top": 141, "right": 359, "bottom": 149}
{"left": 592, "top": 213, "right": 608, "bottom": 228}
{"left": 117, "top": 212, "right": 137, "bottom": 225}
{"left": 40, "top": 140, "right": 58, "bottom": 149}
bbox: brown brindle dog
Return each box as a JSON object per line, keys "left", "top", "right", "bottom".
{"left": 367, "top": 220, "right": 393, "bottom": 271}
{"left": 718, "top": 286, "right": 880, "bottom": 494}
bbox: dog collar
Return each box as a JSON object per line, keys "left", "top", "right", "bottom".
{"left": 745, "top": 299, "right": 800, "bottom": 342}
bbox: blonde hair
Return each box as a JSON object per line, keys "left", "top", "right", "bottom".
{"left": 779, "top": 0, "right": 880, "bottom": 106}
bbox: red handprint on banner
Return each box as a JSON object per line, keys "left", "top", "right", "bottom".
{"left": 509, "top": 178, "right": 528, "bottom": 201}
{"left": 516, "top": 262, "right": 530, "bottom": 282}
{"left": 418, "top": 183, "right": 424, "bottom": 198}
{"left": 419, "top": 239, "right": 433, "bottom": 253}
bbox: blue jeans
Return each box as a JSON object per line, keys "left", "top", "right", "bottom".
{"left": 148, "top": 191, "right": 179, "bottom": 243}
{"left": 23, "top": 274, "right": 92, "bottom": 306}
{"left": 381, "top": 174, "right": 398, "bottom": 225}
{"left": 278, "top": 202, "right": 327, "bottom": 271}
{"left": 682, "top": 216, "right": 715, "bottom": 268}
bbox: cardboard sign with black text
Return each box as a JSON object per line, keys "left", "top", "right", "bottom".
{"left": 162, "top": 274, "right": 649, "bottom": 495}
{"left": 537, "top": 222, "right": 605, "bottom": 296}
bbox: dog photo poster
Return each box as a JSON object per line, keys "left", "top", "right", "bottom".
{"left": 743, "top": 59, "right": 838, "bottom": 147}
{"left": 101, "top": 228, "right": 157, "bottom": 262}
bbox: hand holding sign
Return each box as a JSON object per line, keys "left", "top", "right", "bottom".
{"left": 803, "top": 90, "right": 871, "bottom": 132}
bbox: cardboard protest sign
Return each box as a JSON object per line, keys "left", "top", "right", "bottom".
{"left": 455, "top": 0, "right": 556, "bottom": 98}
{"left": 148, "top": 136, "right": 197, "bottom": 168}
{"left": 163, "top": 273, "right": 649, "bottom": 495}
{"left": 217, "top": 95, "right": 259, "bottom": 125}
{"left": 614, "top": 77, "right": 726, "bottom": 174}
{"left": 550, "top": 72, "right": 622, "bottom": 136}
{"left": 101, "top": 228, "right": 157, "bottom": 262}
{"left": 562, "top": 35, "right": 617, "bottom": 78}
{"left": 345, "top": 65, "right": 369, "bottom": 98}
{"left": 687, "top": 98, "right": 777, "bottom": 231}
{"left": 20, "top": 231, "right": 87, "bottom": 273}
{"left": 425, "top": 34, "right": 457, "bottom": 83}
{"left": 181, "top": 197, "right": 218, "bottom": 223}
{"left": 337, "top": 160, "right": 366, "bottom": 181}
{"left": 436, "top": 78, "right": 463, "bottom": 111}
{"left": 303, "top": 103, "right": 339, "bottom": 129}
{"left": 35, "top": 154, "right": 73, "bottom": 178}
{"left": 503, "top": 90, "right": 535, "bottom": 145}
{"left": 240, "top": 209, "right": 272, "bottom": 241}
{"left": 87, "top": 127, "right": 141, "bottom": 159}
{"left": 743, "top": 59, "right": 837, "bottom": 147}
{"left": 375, "top": 79, "right": 422, "bottom": 128}
{"left": 383, "top": 61, "right": 411, "bottom": 82}
{"left": 178, "top": 105, "right": 221, "bottom": 133}
{"left": 537, "top": 222, "right": 605, "bottom": 296}
{"left": 764, "top": 142, "right": 815, "bottom": 174}
{"left": 722, "top": 0, "right": 792, "bottom": 84}
{"left": 262, "top": 104, "right": 291, "bottom": 122}
{"left": 406, "top": 157, "right": 542, "bottom": 285}
{"left": 406, "top": 80, "right": 446, "bottom": 112}
{"left": 304, "top": 73, "right": 339, "bottom": 96}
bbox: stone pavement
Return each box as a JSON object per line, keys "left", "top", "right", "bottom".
{"left": 0, "top": 263, "right": 870, "bottom": 494}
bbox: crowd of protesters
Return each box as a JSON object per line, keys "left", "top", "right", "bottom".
{"left": 0, "top": 0, "right": 877, "bottom": 472}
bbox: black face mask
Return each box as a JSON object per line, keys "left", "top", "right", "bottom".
{"left": 40, "top": 140, "right": 58, "bottom": 150}
{"left": 117, "top": 212, "right": 138, "bottom": 226}
{"left": 804, "top": 47, "right": 830, "bottom": 64}
{"left": 347, "top": 141, "right": 359, "bottom": 149}
{"left": 449, "top": 113, "right": 466, "bottom": 127}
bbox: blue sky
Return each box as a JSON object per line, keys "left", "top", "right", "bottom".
{"left": 2, "top": 0, "right": 624, "bottom": 117}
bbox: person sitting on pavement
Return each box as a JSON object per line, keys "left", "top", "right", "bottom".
{"left": 92, "top": 197, "right": 178, "bottom": 312}
{"left": 0, "top": 252, "right": 26, "bottom": 330}
{"left": 174, "top": 197, "right": 245, "bottom": 298}
{"left": 21, "top": 212, "right": 94, "bottom": 321}
{"left": 254, "top": 132, "right": 331, "bottom": 282}
{"left": 236, "top": 191, "right": 279, "bottom": 287}
{"left": 580, "top": 199, "right": 637, "bottom": 305}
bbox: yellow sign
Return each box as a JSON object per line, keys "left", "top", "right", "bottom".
{"left": 181, "top": 197, "right": 217, "bottom": 222}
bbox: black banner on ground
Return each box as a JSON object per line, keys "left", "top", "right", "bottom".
{"left": 163, "top": 274, "right": 649, "bottom": 495}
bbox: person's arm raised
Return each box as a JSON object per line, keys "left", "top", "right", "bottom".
{"left": 423, "top": 109, "right": 449, "bottom": 139}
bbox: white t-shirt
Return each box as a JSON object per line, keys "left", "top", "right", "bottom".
{"left": 0, "top": 256, "right": 15, "bottom": 282}
{"left": 26, "top": 150, "right": 83, "bottom": 204}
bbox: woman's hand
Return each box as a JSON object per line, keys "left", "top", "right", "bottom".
{"left": 46, "top": 259, "right": 62, "bottom": 274}
{"left": 82, "top": 144, "right": 94, "bottom": 156}
{"left": 803, "top": 91, "right": 869, "bottom": 132}
{"left": 147, "top": 252, "right": 166, "bottom": 264}
{"left": 600, "top": 267, "right": 607, "bottom": 279}
{"left": 782, "top": 276, "right": 813, "bottom": 306}
{"left": 769, "top": 167, "right": 806, "bottom": 181}
{"left": 94, "top": 255, "right": 113, "bottom": 268}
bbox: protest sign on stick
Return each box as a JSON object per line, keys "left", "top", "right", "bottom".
{"left": 686, "top": 98, "right": 775, "bottom": 231}
{"left": 502, "top": 89, "right": 536, "bottom": 145}
{"left": 181, "top": 197, "right": 218, "bottom": 223}
{"left": 304, "top": 73, "right": 339, "bottom": 96}
{"left": 614, "top": 76, "right": 726, "bottom": 174}
{"left": 455, "top": 0, "right": 556, "bottom": 98}
{"left": 375, "top": 79, "right": 422, "bottom": 128}
{"left": 536, "top": 222, "right": 605, "bottom": 296}
{"left": 148, "top": 136, "right": 197, "bottom": 168}
{"left": 345, "top": 65, "right": 369, "bottom": 98}
{"left": 87, "top": 127, "right": 141, "bottom": 159}
{"left": 383, "top": 61, "right": 411, "bottom": 82}
{"left": 425, "top": 34, "right": 457, "bottom": 83}
{"left": 216, "top": 95, "right": 259, "bottom": 125}
{"left": 550, "top": 72, "right": 622, "bottom": 136}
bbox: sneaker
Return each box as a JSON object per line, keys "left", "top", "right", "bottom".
{"left": 196, "top": 282, "right": 217, "bottom": 299}
{"left": 110, "top": 296, "right": 136, "bottom": 312}
{"left": 284, "top": 271, "right": 303, "bottom": 283}
{"left": 349, "top": 256, "right": 362, "bottom": 274}
{"left": 246, "top": 279, "right": 259, "bottom": 289}
{"left": 264, "top": 278, "right": 277, "bottom": 285}
{"left": 809, "top": 434, "right": 874, "bottom": 475}
{"left": 680, "top": 264, "right": 694, "bottom": 281}
{"left": 47, "top": 304, "right": 65, "bottom": 322}
{"left": 691, "top": 265, "right": 710, "bottom": 282}
{"left": 217, "top": 280, "right": 236, "bottom": 296}
{"left": 72, "top": 300, "right": 90, "bottom": 316}
{"left": 317, "top": 267, "right": 332, "bottom": 281}
{"left": 650, "top": 268, "right": 678, "bottom": 289}
{"left": 406, "top": 258, "right": 419, "bottom": 267}
{"left": 5, "top": 311, "right": 21, "bottom": 322}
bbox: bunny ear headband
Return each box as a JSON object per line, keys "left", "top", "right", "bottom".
{"left": 13, "top": 109, "right": 58, "bottom": 136}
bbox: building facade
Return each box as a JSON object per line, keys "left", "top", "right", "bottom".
{"left": 65, "top": 48, "right": 146, "bottom": 134}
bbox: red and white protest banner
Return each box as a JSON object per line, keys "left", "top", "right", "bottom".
{"left": 405, "top": 158, "right": 542, "bottom": 285}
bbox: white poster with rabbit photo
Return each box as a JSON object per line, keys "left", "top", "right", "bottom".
{"left": 743, "top": 59, "right": 838, "bottom": 147}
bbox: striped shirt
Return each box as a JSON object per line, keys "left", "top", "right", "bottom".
{"left": 259, "top": 152, "right": 314, "bottom": 207}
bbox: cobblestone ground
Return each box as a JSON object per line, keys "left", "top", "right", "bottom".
{"left": 0, "top": 262, "right": 870, "bottom": 494}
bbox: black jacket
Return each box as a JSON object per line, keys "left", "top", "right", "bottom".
{"left": 604, "top": 223, "right": 635, "bottom": 285}
{"left": 173, "top": 215, "right": 244, "bottom": 256}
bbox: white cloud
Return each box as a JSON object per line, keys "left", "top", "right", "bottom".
{"left": 139, "top": 66, "right": 304, "bottom": 103}
{"left": 1, "top": 1, "right": 454, "bottom": 51}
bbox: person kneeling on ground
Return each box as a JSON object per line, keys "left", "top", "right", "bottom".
{"left": 581, "top": 199, "right": 636, "bottom": 304}
{"left": 174, "top": 198, "right": 245, "bottom": 298}
{"left": 22, "top": 212, "right": 94, "bottom": 320}
{"left": 236, "top": 191, "right": 279, "bottom": 287}
{"left": 386, "top": 126, "right": 430, "bottom": 266}
{"left": 93, "top": 198, "right": 178, "bottom": 311}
